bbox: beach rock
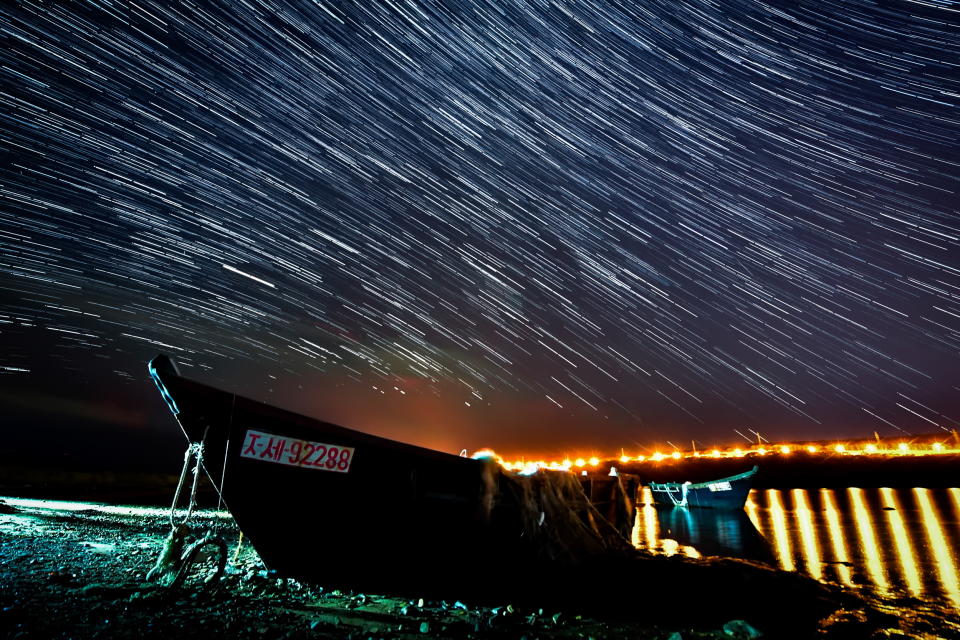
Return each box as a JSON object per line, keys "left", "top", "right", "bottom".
{"left": 77, "top": 583, "right": 122, "bottom": 597}
{"left": 723, "top": 619, "right": 762, "bottom": 639}
{"left": 47, "top": 569, "right": 75, "bottom": 585}
{"left": 311, "top": 615, "right": 340, "bottom": 628}
{"left": 0, "top": 500, "right": 19, "bottom": 514}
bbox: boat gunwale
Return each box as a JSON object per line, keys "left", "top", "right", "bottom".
{"left": 648, "top": 465, "right": 758, "bottom": 491}
{"left": 149, "top": 354, "right": 482, "bottom": 468}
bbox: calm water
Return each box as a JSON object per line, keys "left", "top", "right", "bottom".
{"left": 633, "top": 487, "right": 960, "bottom": 608}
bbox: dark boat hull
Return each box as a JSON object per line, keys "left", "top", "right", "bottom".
{"left": 149, "top": 355, "right": 510, "bottom": 593}
{"left": 648, "top": 467, "right": 758, "bottom": 510}
{"left": 147, "top": 355, "right": 633, "bottom": 597}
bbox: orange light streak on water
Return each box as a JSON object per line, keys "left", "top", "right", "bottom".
{"left": 879, "top": 487, "right": 923, "bottom": 598}
{"left": 630, "top": 509, "right": 641, "bottom": 548}
{"left": 849, "top": 487, "right": 890, "bottom": 594}
{"left": 745, "top": 490, "right": 762, "bottom": 531}
{"left": 793, "top": 489, "right": 823, "bottom": 580}
{"left": 949, "top": 488, "right": 960, "bottom": 538}
{"left": 914, "top": 488, "right": 960, "bottom": 608}
{"left": 766, "top": 489, "right": 794, "bottom": 571}
{"left": 641, "top": 486, "right": 659, "bottom": 551}
{"left": 820, "top": 489, "right": 854, "bottom": 587}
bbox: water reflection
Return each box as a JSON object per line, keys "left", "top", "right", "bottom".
{"left": 652, "top": 503, "right": 767, "bottom": 561}
{"left": 793, "top": 489, "right": 822, "bottom": 580}
{"left": 849, "top": 487, "right": 890, "bottom": 593}
{"left": 915, "top": 489, "right": 960, "bottom": 607}
{"left": 820, "top": 489, "right": 854, "bottom": 587}
{"left": 767, "top": 489, "right": 794, "bottom": 571}
{"left": 880, "top": 488, "right": 922, "bottom": 598}
{"left": 634, "top": 486, "right": 960, "bottom": 608}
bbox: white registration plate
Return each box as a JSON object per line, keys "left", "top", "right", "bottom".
{"left": 239, "top": 429, "right": 355, "bottom": 473}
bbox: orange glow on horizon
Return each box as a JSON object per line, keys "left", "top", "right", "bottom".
{"left": 476, "top": 437, "right": 958, "bottom": 473}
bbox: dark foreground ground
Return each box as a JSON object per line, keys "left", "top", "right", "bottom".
{"left": 1, "top": 497, "right": 958, "bottom": 640}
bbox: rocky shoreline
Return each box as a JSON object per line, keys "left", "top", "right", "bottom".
{"left": 1, "top": 497, "right": 957, "bottom": 639}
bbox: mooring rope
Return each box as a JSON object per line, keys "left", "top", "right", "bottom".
{"left": 150, "top": 427, "right": 228, "bottom": 588}
{"left": 168, "top": 441, "right": 205, "bottom": 530}
{"left": 216, "top": 395, "right": 236, "bottom": 514}
{"left": 168, "top": 532, "right": 228, "bottom": 589}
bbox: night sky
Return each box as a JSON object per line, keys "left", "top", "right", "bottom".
{"left": 1, "top": 1, "right": 959, "bottom": 468}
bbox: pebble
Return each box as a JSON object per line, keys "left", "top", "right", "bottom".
{"left": 722, "top": 619, "right": 762, "bottom": 639}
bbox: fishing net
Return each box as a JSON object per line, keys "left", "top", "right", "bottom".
{"left": 480, "top": 460, "right": 636, "bottom": 565}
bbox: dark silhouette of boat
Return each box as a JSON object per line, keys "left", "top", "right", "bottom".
{"left": 648, "top": 466, "right": 758, "bottom": 510}
{"left": 148, "top": 357, "right": 854, "bottom": 637}
{"left": 147, "top": 354, "right": 633, "bottom": 597}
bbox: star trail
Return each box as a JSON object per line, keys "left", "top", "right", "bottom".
{"left": 1, "top": 0, "right": 958, "bottom": 459}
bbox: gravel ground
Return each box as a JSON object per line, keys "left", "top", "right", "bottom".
{"left": 0, "top": 497, "right": 957, "bottom": 640}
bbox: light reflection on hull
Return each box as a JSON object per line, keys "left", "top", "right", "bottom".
{"left": 634, "top": 486, "right": 960, "bottom": 608}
